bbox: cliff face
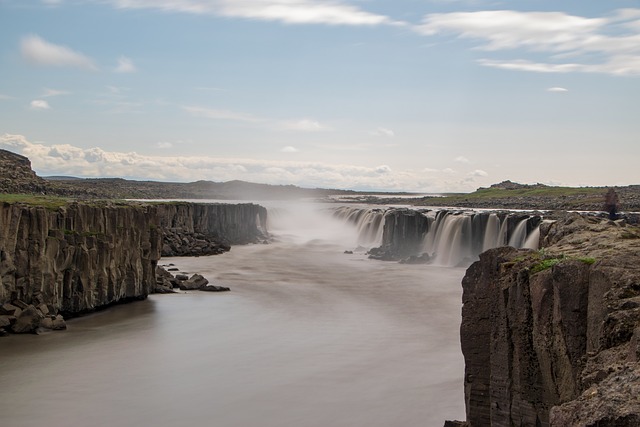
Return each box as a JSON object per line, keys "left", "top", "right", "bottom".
{"left": 156, "top": 202, "right": 268, "bottom": 256}
{"left": 368, "top": 209, "right": 430, "bottom": 260}
{"left": 0, "top": 149, "right": 48, "bottom": 194}
{"left": 459, "top": 214, "right": 640, "bottom": 426}
{"left": 0, "top": 201, "right": 268, "bottom": 333}
{"left": 0, "top": 202, "right": 162, "bottom": 315}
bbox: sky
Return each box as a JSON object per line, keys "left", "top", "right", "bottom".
{"left": 0, "top": 0, "right": 639, "bottom": 193}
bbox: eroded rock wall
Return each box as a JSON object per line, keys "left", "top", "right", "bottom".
{"left": 156, "top": 202, "right": 268, "bottom": 256}
{"left": 0, "top": 202, "right": 162, "bottom": 314}
{"left": 459, "top": 214, "right": 640, "bottom": 426}
{"left": 0, "top": 201, "right": 268, "bottom": 321}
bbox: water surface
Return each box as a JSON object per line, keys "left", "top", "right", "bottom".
{"left": 0, "top": 205, "right": 466, "bottom": 426}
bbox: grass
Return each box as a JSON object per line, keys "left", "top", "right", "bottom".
{"left": 417, "top": 186, "right": 605, "bottom": 207}
{"left": 529, "top": 254, "right": 597, "bottom": 275}
{"left": 0, "top": 193, "right": 70, "bottom": 209}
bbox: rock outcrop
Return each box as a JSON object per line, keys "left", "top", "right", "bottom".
{"left": 156, "top": 202, "right": 268, "bottom": 256}
{"left": 456, "top": 213, "right": 640, "bottom": 426}
{"left": 0, "top": 149, "right": 48, "bottom": 194}
{"left": 0, "top": 200, "right": 267, "bottom": 334}
{"left": 368, "top": 208, "right": 430, "bottom": 260}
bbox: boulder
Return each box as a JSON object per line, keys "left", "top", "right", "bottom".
{"left": 12, "top": 305, "right": 44, "bottom": 334}
{"left": 179, "top": 274, "right": 209, "bottom": 290}
{"left": 200, "top": 284, "right": 230, "bottom": 292}
{"left": 0, "top": 303, "right": 19, "bottom": 315}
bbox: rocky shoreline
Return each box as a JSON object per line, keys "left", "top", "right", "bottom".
{"left": 0, "top": 200, "right": 268, "bottom": 336}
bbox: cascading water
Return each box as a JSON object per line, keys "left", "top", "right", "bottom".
{"left": 333, "top": 206, "right": 542, "bottom": 267}
{"left": 424, "top": 213, "right": 474, "bottom": 267}
{"left": 332, "top": 206, "right": 385, "bottom": 247}
{"left": 507, "top": 218, "right": 529, "bottom": 248}
{"left": 482, "top": 213, "right": 502, "bottom": 252}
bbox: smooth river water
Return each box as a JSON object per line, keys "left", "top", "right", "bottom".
{"left": 0, "top": 203, "right": 466, "bottom": 427}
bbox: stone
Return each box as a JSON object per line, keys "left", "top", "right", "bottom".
{"left": 12, "top": 299, "right": 29, "bottom": 309}
{"left": 0, "top": 303, "right": 19, "bottom": 315}
{"left": 179, "top": 274, "right": 209, "bottom": 290}
{"left": 0, "top": 315, "right": 13, "bottom": 328}
{"left": 199, "top": 284, "right": 230, "bottom": 292}
{"left": 51, "top": 314, "right": 67, "bottom": 330}
{"left": 399, "top": 253, "right": 430, "bottom": 264}
{"left": 11, "top": 305, "right": 44, "bottom": 334}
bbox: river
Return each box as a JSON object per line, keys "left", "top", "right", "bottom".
{"left": 0, "top": 202, "right": 466, "bottom": 427}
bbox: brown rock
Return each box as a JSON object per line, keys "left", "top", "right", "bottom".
{"left": 12, "top": 305, "right": 44, "bottom": 334}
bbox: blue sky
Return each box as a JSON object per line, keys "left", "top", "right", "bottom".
{"left": 0, "top": 0, "right": 638, "bottom": 192}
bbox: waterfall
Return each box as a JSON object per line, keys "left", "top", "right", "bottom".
{"left": 482, "top": 213, "right": 501, "bottom": 252}
{"left": 333, "top": 206, "right": 542, "bottom": 266}
{"left": 332, "top": 206, "right": 385, "bottom": 247}
{"left": 507, "top": 218, "right": 529, "bottom": 248}
{"left": 424, "top": 212, "right": 474, "bottom": 266}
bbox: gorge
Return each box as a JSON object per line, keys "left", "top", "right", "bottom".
{"left": 2, "top": 150, "right": 639, "bottom": 426}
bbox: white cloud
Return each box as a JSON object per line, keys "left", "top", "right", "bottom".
{"left": 375, "top": 165, "right": 391, "bottom": 174}
{"left": 182, "top": 106, "right": 263, "bottom": 123}
{"left": 107, "top": 0, "right": 400, "bottom": 27}
{"left": 30, "top": 100, "right": 51, "bottom": 110}
{"left": 0, "top": 94, "right": 14, "bottom": 100}
{"left": 547, "top": 87, "right": 568, "bottom": 92}
{"left": 184, "top": 106, "right": 329, "bottom": 132}
{"left": 42, "top": 88, "right": 70, "bottom": 97}
{"left": 0, "top": 133, "right": 487, "bottom": 192}
{"left": 281, "top": 146, "right": 299, "bottom": 153}
{"left": 20, "top": 34, "right": 98, "bottom": 70}
{"left": 156, "top": 141, "right": 173, "bottom": 149}
{"left": 279, "top": 119, "right": 327, "bottom": 132}
{"left": 469, "top": 169, "right": 488, "bottom": 177}
{"left": 454, "top": 156, "right": 470, "bottom": 164}
{"left": 418, "top": 9, "right": 640, "bottom": 76}
{"left": 369, "top": 127, "right": 395, "bottom": 137}
{"left": 114, "top": 56, "right": 137, "bottom": 73}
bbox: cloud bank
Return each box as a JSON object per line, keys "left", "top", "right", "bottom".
{"left": 0, "top": 134, "right": 489, "bottom": 192}
{"left": 418, "top": 9, "right": 640, "bottom": 76}
{"left": 108, "top": 0, "right": 400, "bottom": 26}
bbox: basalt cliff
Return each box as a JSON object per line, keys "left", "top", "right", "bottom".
{"left": 452, "top": 213, "right": 640, "bottom": 426}
{"left": 0, "top": 200, "right": 267, "bottom": 334}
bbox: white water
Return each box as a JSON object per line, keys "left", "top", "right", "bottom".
{"left": 333, "top": 206, "right": 541, "bottom": 267}
{"left": 0, "top": 202, "right": 466, "bottom": 427}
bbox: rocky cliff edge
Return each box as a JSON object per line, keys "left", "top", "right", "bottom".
{"left": 456, "top": 213, "right": 640, "bottom": 426}
{"left": 0, "top": 200, "right": 268, "bottom": 335}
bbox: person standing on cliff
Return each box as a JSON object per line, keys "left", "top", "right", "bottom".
{"left": 603, "top": 188, "right": 620, "bottom": 220}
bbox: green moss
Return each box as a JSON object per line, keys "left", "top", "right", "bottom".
{"left": 0, "top": 193, "right": 70, "bottom": 209}
{"left": 529, "top": 255, "right": 597, "bottom": 275}
{"left": 530, "top": 258, "right": 562, "bottom": 274}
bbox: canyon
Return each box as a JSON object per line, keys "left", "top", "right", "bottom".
{"left": 2, "top": 148, "right": 640, "bottom": 426}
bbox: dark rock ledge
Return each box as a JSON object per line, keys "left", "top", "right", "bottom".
{"left": 445, "top": 213, "right": 640, "bottom": 426}
{"left": 0, "top": 200, "right": 266, "bottom": 336}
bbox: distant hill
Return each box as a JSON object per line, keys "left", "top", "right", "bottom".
{"left": 3, "top": 148, "right": 639, "bottom": 210}
{"left": 0, "top": 148, "right": 411, "bottom": 200}
{"left": 44, "top": 176, "right": 372, "bottom": 200}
